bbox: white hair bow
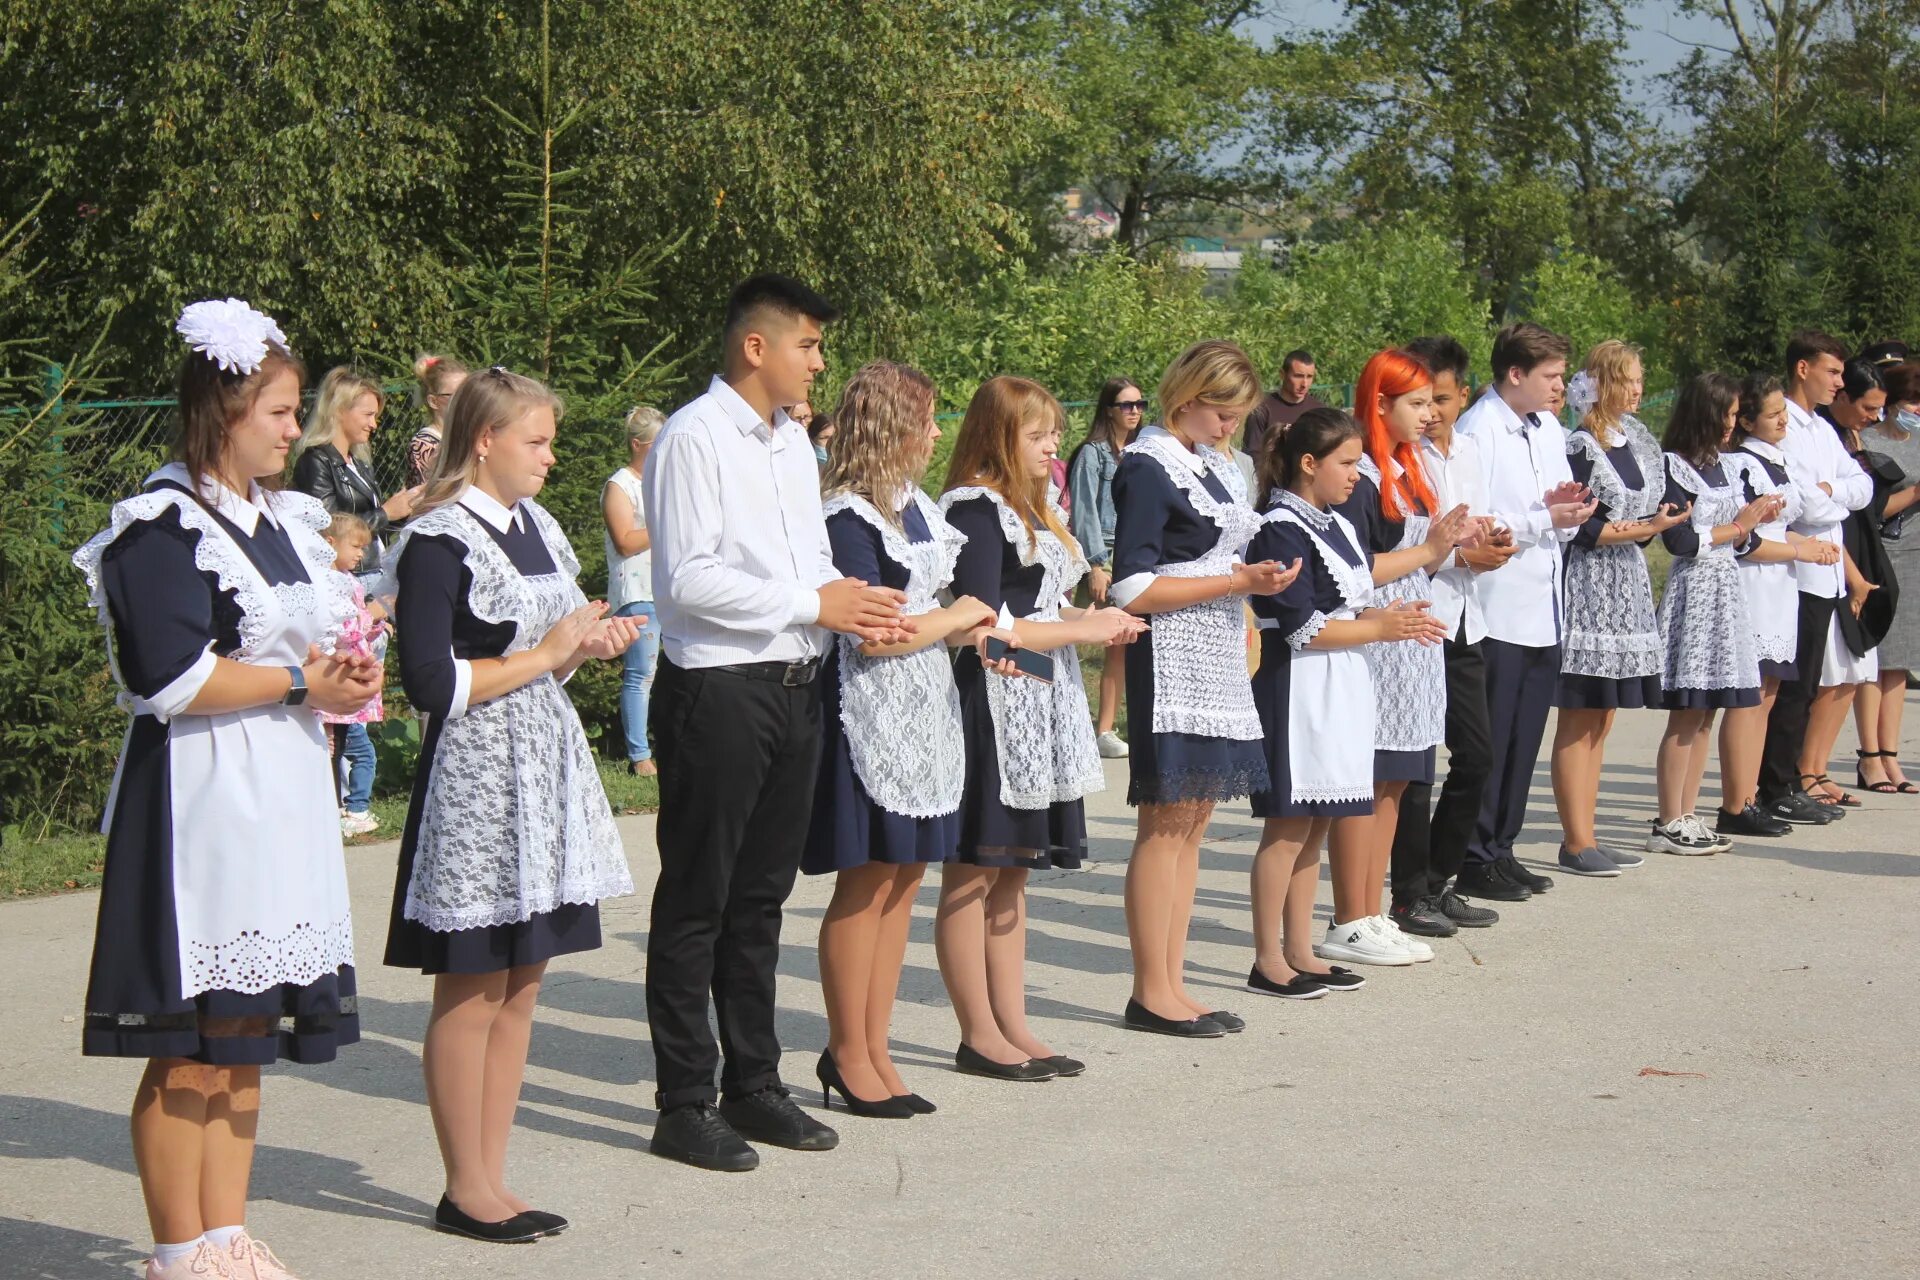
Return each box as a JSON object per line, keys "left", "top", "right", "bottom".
{"left": 1565, "top": 370, "right": 1598, "bottom": 418}
{"left": 175, "top": 298, "right": 289, "bottom": 375}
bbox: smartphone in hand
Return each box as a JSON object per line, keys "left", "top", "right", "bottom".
{"left": 983, "top": 635, "right": 1055, "bottom": 683}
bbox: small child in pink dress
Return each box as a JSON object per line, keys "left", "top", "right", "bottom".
{"left": 321, "top": 513, "right": 390, "bottom": 836}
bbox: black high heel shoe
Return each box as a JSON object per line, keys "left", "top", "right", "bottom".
{"left": 815, "top": 1051, "right": 914, "bottom": 1118}
{"left": 954, "top": 1043, "right": 1058, "bottom": 1081}
{"left": 432, "top": 1195, "right": 546, "bottom": 1244}
{"left": 893, "top": 1092, "right": 938, "bottom": 1114}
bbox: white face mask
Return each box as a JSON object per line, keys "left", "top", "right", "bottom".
{"left": 1898, "top": 408, "right": 1920, "bottom": 435}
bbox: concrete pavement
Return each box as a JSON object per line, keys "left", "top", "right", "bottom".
{"left": 2, "top": 704, "right": 1916, "bottom": 1279}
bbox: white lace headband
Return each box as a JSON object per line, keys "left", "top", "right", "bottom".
{"left": 175, "top": 298, "right": 290, "bottom": 376}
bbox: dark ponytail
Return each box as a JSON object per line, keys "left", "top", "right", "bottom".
{"left": 1257, "top": 406, "right": 1362, "bottom": 508}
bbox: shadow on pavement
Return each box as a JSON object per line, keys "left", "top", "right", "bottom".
{"left": 0, "top": 1216, "right": 146, "bottom": 1279}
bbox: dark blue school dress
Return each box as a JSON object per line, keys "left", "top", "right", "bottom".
{"left": 1247, "top": 497, "right": 1377, "bottom": 819}
{"left": 801, "top": 495, "right": 964, "bottom": 873}
{"left": 1556, "top": 423, "right": 1666, "bottom": 709}
{"left": 1111, "top": 433, "right": 1267, "bottom": 806}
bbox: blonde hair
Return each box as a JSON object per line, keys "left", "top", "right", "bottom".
{"left": 1158, "top": 340, "right": 1262, "bottom": 428}
{"left": 625, "top": 405, "right": 666, "bottom": 445}
{"left": 1578, "top": 339, "right": 1644, "bottom": 448}
{"left": 293, "top": 366, "right": 384, "bottom": 466}
{"left": 941, "top": 376, "right": 1074, "bottom": 551}
{"left": 323, "top": 511, "right": 374, "bottom": 545}
{"left": 413, "top": 367, "right": 565, "bottom": 517}
{"left": 414, "top": 352, "right": 469, "bottom": 420}
{"left": 822, "top": 362, "right": 938, "bottom": 528}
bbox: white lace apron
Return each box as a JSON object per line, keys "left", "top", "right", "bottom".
{"left": 824, "top": 491, "right": 967, "bottom": 818}
{"left": 390, "top": 501, "right": 634, "bottom": 932}
{"left": 1659, "top": 455, "right": 1761, "bottom": 694}
{"left": 1562, "top": 420, "right": 1666, "bottom": 680}
{"left": 1125, "top": 434, "right": 1266, "bottom": 740}
{"left": 1735, "top": 443, "right": 1806, "bottom": 666}
{"left": 940, "top": 487, "right": 1106, "bottom": 809}
{"left": 1357, "top": 456, "right": 1446, "bottom": 752}
{"left": 74, "top": 472, "right": 358, "bottom": 998}
{"left": 1263, "top": 493, "right": 1377, "bottom": 805}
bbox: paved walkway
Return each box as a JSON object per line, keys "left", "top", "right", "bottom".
{"left": 3, "top": 704, "right": 1916, "bottom": 1279}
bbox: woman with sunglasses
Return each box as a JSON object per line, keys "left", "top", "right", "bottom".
{"left": 1068, "top": 377, "right": 1148, "bottom": 758}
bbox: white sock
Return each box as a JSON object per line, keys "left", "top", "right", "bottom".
{"left": 153, "top": 1240, "right": 204, "bottom": 1267}
{"left": 203, "top": 1226, "right": 245, "bottom": 1250}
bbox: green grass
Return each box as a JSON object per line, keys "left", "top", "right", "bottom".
{"left": 1, "top": 759, "right": 660, "bottom": 899}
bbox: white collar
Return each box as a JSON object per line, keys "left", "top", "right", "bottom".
{"left": 149, "top": 461, "right": 278, "bottom": 534}
{"left": 708, "top": 374, "right": 795, "bottom": 442}
{"left": 1139, "top": 425, "right": 1208, "bottom": 475}
{"left": 459, "top": 485, "right": 524, "bottom": 534}
{"left": 1477, "top": 388, "right": 1540, "bottom": 437}
{"left": 1784, "top": 397, "right": 1817, "bottom": 430}
{"left": 890, "top": 485, "right": 918, "bottom": 514}
{"left": 1742, "top": 437, "right": 1787, "bottom": 463}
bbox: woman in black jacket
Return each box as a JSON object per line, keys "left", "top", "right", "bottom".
{"left": 290, "top": 367, "right": 420, "bottom": 573}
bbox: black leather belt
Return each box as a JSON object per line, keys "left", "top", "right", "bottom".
{"left": 714, "top": 657, "right": 821, "bottom": 686}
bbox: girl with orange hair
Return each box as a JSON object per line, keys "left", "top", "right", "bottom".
{"left": 1326, "top": 350, "right": 1474, "bottom": 966}
{"left": 937, "top": 376, "right": 1147, "bottom": 1079}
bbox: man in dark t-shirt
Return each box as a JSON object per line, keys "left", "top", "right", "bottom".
{"left": 1242, "top": 348, "right": 1326, "bottom": 464}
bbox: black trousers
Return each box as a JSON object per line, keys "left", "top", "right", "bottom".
{"left": 1466, "top": 638, "right": 1560, "bottom": 865}
{"left": 646, "top": 655, "right": 823, "bottom": 1111}
{"left": 1391, "top": 636, "right": 1494, "bottom": 901}
{"left": 1759, "top": 592, "right": 1839, "bottom": 805}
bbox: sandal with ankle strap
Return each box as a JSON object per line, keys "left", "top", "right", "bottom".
{"left": 1862, "top": 749, "right": 1919, "bottom": 794}
{"left": 1855, "top": 750, "right": 1900, "bottom": 793}
{"left": 1803, "top": 772, "right": 1861, "bottom": 807}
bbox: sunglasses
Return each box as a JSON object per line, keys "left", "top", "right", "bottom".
{"left": 1115, "top": 400, "right": 1147, "bottom": 411}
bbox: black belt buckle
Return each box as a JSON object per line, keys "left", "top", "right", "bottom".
{"left": 782, "top": 658, "right": 818, "bottom": 686}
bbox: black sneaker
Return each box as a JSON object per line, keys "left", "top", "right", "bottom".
{"left": 718, "top": 1084, "right": 839, "bottom": 1152}
{"left": 651, "top": 1102, "right": 759, "bottom": 1172}
{"left": 1717, "top": 804, "right": 1791, "bottom": 838}
{"left": 1389, "top": 896, "right": 1458, "bottom": 937}
{"left": 1457, "top": 861, "right": 1530, "bottom": 902}
{"left": 1498, "top": 855, "right": 1555, "bottom": 893}
{"left": 1766, "top": 791, "right": 1837, "bottom": 824}
{"left": 1434, "top": 889, "right": 1499, "bottom": 927}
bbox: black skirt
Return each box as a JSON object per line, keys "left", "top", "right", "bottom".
{"left": 953, "top": 651, "right": 1088, "bottom": 868}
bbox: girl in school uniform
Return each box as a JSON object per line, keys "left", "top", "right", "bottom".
{"left": 1246, "top": 408, "right": 1451, "bottom": 991}
{"left": 1717, "top": 373, "right": 1842, "bottom": 836}
{"left": 1648, "top": 373, "right": 1783, "bottom": 855}
{"left": 1549, "top": 342, "right": 1685, "bottom": 876}
{"left": 938, "top": 376, "right": 1148, "bottom": 1079}
{"left": 801, "top": 361, "right": 998, "bottom": 1116}
{"left": 72, "top": 299, "right": 380, "bottom": 1280}
{"left": 384, "top": 368, "right": 639, "bottom": 1242}
{"left": 1328, "top": 351, "right": 1473, "bottom": 964}
{"left": 1110, "top": 341, "right": 1297, "bottom": 1038}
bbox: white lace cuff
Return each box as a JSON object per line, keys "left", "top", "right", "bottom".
{"left": 448, "top": 658, "right": 473, "bottom": 719}
{"left": 129, "top": 644, "right": 218, "bottom": 722}
{"left": 1109, "top": 571, "right": 1156, "bottom": 608}
{"left": 1287, "top": 610, "right": 1332, "bottom": 650}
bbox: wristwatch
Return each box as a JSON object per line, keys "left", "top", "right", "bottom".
{"left": 282, "top": 664, "right": 309, "bottom": 707}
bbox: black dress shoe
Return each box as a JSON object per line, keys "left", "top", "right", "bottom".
{"left": 719, "top": 1084, "right": 840, "bottom": 1150}
{"left": 1456, "top": 861, "right": 1530, "bottom": 902}
{"left": 521, "top": 1210, "right": 568, "bottom": 1237}
{"left": 1204, "top": 1009, "right": 1246, "bottom": 1033}
{"left": 893, "top": 1092, "right": 938, "bottom": 1113}
{"left": 955, "top": 1043, "right": 1058, "bottom": 1081}
{"left": 1039, "top": 1055, "right": 1086, "bottom": 1078}
{"left": 1499, "top": 855, "right": 1554, "bottom": 892}
{"left": 651, "top": 1102, "right": 760, "bottom": 1172}
{"left": 1311, "top": 965, "right": 1366, "bottom": 991}
{"left": 814, "top": 1051, "right": 914, "bottom": 1118}
{"left": 431, "top": 1195, "right": 547, "bottom": 1243}
{"left": 1245, "top": 966, "right": 1328, "bottom": 999}
{"left": 1719, "top": 804, "right": 1791, "bottom": 837}
{"left": 1122, "top": 998, "right": 1225, "bottom": 1038}
{"left": 1434, "top": 889, "right": 1498, "bottom": 927}
{"left": 1389, "top": 897, "right": 1458, "bottom": 937}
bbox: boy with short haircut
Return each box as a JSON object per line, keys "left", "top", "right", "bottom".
{"left": 1758, "top": 329, "right": 1870, "bottom": 824}
{"left": 1452, "top": 324, "right": 1596, "bottom": 902}
{"left": 643, "top": 274, "right": 910, "bottom": 1172}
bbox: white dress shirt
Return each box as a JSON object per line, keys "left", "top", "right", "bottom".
{"left": 1780, "top": 398, "right": 1872, "bottom": 599}
{"left": 1419, "top": 430, "right": 1489, "bottom": 644}
{"left": 1456, "top": 387, "right": 1576, "bottom": 647}
{"left": 644, "top": 375, "right": 836, "bottom": 668}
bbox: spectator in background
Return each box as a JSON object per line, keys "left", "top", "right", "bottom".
{"left": 1243, "top": 348, "right": 1326, "bottom": 464}
{"left": 1854, "top": 360, "right": 1920, "bottom": 793}
{"left": 808, "top": 409, "right": 836, "bottom": 470}
{"left": 1068, "top": 376, "right": 1147, "bottom": 758}
{"left": 319, "top": 512, "right": 389, "bottom": 837}
{"left": 605, "top": 406, "right": 665, "bottom": 777}
{"left": 406, "top": 354, "right": 469, "bottom": 487}
{"left": 290, "top": 366, "right": 419, "bottom": 575}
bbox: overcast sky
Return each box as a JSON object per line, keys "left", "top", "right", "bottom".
{"left": 1253, "top": 2, "right": 1733, "bottom": 124}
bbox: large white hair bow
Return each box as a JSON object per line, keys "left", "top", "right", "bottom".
{"left": 1565, "top": 369, "right": 1598, "bottom": 418}
{"left": 175, "top": 298, "right": 290, "bottom": 375}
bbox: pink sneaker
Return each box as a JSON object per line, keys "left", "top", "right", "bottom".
{"left": 225, "top": 1232, "right": 301, "bottom": 1280}
{"left": 146, "top": 1242, "right": 235, "bottom": 1279}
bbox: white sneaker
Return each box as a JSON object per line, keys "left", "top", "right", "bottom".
{"left": 339, "top": 811, "right": 377, "bottom": 837}
{"left": 1646, "top": 818, "right": 1717, "bottom": 855}
{"left": 225, "top": 1231, "right": 300, "bottom": 1280}
{"left": 148, "top": 1242, "right": 236, "bottom": 1279}
{"left": 1313, "top": 918, "right": 1414, "bottom": 966}
{"left": 1371, "top": 915, "right": 1434, "bottom": 962}
{"left": 1681, "top": 812, "right": 1733, "bottom": 852}
{"left": 1096, "top": 730, "right": 1129, "bottom": 759}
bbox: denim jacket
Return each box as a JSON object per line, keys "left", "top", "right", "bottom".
{"left": 1067, "top": 440, "right": 1123, "bottom": 565}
